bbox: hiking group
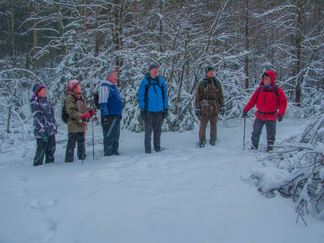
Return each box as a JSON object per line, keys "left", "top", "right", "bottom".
{"left": 30, "top": 64, "right": 287, "bottom": 166}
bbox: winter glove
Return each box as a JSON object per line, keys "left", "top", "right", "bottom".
{"left": 88, "top": 109, "right": 96, "bottom": 117}
{"left": 140, "top": 110, "right": 147, "bottom": 121}
{"left": 243, "top": 110, "right": 248, "bottom": 118}
{"left": 43, "top": 132, "right": 49, "bottom": 143}
{"left": 162, "top": 109, "right": 168, "bottom": 120}
{"left": 80, "top": 112, "right": 91, "bottom": 121}
{"left": 195, "top": 109, "right": 201, "bottom": 119}
{"left": 277, "top": 114, "right": 283, "bottom": 122}
{"left": 220, "top": 106, "right": 226, "bottom": 116}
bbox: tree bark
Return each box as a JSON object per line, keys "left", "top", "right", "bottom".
{"left": 244, "top": 0, "right": 249, "bottom": 90}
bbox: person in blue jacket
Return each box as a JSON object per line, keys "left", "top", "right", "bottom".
{"left": 138, "top": 63, "right": 169, "bottom": 153}
{"left": 98, "top": 69, "right": 123, "bottom": 156}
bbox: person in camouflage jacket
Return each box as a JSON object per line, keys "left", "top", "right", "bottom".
{"left": 195, "top": 66, "right": 225, "bottom": 147}
{"left": 30, "top": 84, "right": 57, "bottom": 166}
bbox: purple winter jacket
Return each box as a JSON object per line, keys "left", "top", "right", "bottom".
{"left": 30, "top": 95, "right": 57, "bottom": 138}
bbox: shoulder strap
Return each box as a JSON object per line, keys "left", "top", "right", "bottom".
{"left": 256, "top": 85, "right": 279, "bottom": 103}
{"left": 213, "top": 77, "right": 219, "bottom": 88}
{"left": 144, "top": 77, "right": 165, "bottom": 110}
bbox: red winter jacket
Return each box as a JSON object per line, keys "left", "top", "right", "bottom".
{"left": 244, "top": 70, "right": 287, "bottom": 121}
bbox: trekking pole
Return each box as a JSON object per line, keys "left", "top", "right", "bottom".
{"left": 82, "top": 124, "right": 87, "bottom": 165}
{"left": 243, "top": 117, "right": 246, "bottom": 150}
{"left": 92, "top": 117, "right": 95, "bottom": 160}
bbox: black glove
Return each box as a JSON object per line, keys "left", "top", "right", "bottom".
{"left": 195, "top": 109, "right": 201, "bottom": 119}
{"left": 162, "top": 109, "right": 168, "bottom": 120}
{"left": 140, "top": 110, "right": 147, "bottom": 121}
{"left": 277, "top": 114, "right": 283, "bottom": 122}
{"left": 243, "top": 110, "right": 248, "bottom": 118}
{"left": 220, "top": 106, "right": 226, "bottom": 115}
{"left": 43, "top": 132, "right": 49, "bottom": 143}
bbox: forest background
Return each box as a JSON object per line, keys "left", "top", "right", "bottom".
{"left": 0, "top": 0, "right": 323, "bottom": 136}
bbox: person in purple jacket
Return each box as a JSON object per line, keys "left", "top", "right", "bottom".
{"left": 30, "top": 84, "right": 57, "bottom": 166}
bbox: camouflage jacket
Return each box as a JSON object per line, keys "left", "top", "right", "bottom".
{"left": 195, "top": 77, "right": 224, "bottom": 116}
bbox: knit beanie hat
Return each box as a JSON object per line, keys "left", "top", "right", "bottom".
{"left": 106, "top": 69, "right": 118, "bottom": 79}
{"left": 149, "top": 63, "right": 159, "bottom": 71}
{"left": 32, "top": 84, "right": 45, "bottom": 96}
{"left": 67, "top": 79, "right": 80, "bottom": 91}
{"left": 204, "top": 66, "right": 214, "bottom": 74}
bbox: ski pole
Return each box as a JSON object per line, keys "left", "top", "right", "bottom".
{"left": 82, "top": 124, "right": 87, "bottom": 165}
{"left": 243, "top": 117, "right": 246, "bottom": 150}
{"left": 92, "top": 117, "right": 95, "bottom": 160}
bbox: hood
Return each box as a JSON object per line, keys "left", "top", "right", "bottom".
{"left": 259, "top": 70, "right": 275, "bottom": 86}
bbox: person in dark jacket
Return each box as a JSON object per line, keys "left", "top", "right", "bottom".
{"left": 243, "top": 70, "right": 287, "bottom": 151}
{"left": 30, "top": 84, "right": 57, "bottom": 166}
{"left": 195, "top": 66, "right": 225, "bottom": 147}
{"left": 98, "top": 69, "right": 123, "bottom": 156}
{"left": 138, "top": 63, "right": 169, "bottom": 153}
{"left": 65, "top": 79, "right": 94, "bottom": 162}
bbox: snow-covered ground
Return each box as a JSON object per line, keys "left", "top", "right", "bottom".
{"left": 0, "top": 119, "right": 323, "bottom": 243}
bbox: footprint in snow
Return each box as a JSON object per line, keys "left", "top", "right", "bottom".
{"left": 17, "top": 188, "right": 29, "bottom": 198}
{"left": 41, "top": 219, "right": 57, "bottom": 242}
{"left": 29, "top": 198, "right": 57, "bottom": 212}
{"left": 10, "top": 175, "right": 29, "bottom": 182}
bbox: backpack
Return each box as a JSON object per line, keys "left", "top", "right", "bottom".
{"left": 94, "top": 91, "right": 99, "bottom": 109}
{"left": 257, "top": 85, "right": 279, "bottom": 104}
{"left": 61, "top": 101, "right": 69, "bottom": 124}
{"left": 61, "top": 96, "right": 77, "bottom": 124}
{"left": 202, "top": 77, "right": 220, "bottom": 89}
{"left": 144, "top": 76, "right": 165, "bottom": 111}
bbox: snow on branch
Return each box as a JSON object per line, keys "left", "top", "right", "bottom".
{"left": 248, "top": 108, "right": 324, "bottom": 221}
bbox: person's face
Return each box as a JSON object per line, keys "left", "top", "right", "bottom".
{"left": 38, "top": 87, "right": 47, "bottom": 98}
{"left": 206, "top": 70, "right": 214, "bottom": 78}
{"left": 263, "top": 76, "right": 272, "bottom": 86}
{"left": 74, "top": 83, "right": 82, "bottom": 93}
{"left": 149, "top": 67, "right": 158, "bottom": 79}
{"left": 107, "top": 73, "right": 118, "bottom": 84}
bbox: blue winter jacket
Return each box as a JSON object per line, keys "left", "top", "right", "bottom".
{"left": 98, "top": 80, "right": 123, "bottom": 116}
{"left": 138, "top": 74, "right": 168, "bottom": 112}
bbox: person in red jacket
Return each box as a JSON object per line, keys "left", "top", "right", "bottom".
{"left": 243, "top": 70, "right": 287, "bottom": 151}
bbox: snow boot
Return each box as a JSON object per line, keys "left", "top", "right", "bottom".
{"left": 267, "top": 141, "right": 274, "bottom": 152}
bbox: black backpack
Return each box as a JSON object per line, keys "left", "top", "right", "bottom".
{"left": 61, "top": 96, "right": 77, "bottom": 124}
{"left": 257, "top": 85, "right": 279, "bottom": 104}
{"left": 61, "top": 100, "right": 69, "bottom": 124}
{"left": 144, "top": 76, "right": 165, "bottom": 111}
{"left": 94, "top": 91, "right": 99, "bottom": 109}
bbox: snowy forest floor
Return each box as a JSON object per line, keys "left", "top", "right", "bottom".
{"left": 0, "top": 119, "right": 323, "bottom": 243}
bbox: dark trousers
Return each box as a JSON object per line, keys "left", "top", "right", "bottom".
{"left": 65, "top": 132, "right": 86, "bottom": 162}
{"left": 199, "top": 114, "right": 219, "bottom": 144}
{"left": 251, "top": 119, "right": 276, "bottom": 150}
{"left": 145, "top": 111, "right": 163, "bottom": 153}
{"left": 34, "top": 135, "right": 56, "bottom": 166}
{"left": 102, "top": 115, "right": 121, "bottom": 156}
